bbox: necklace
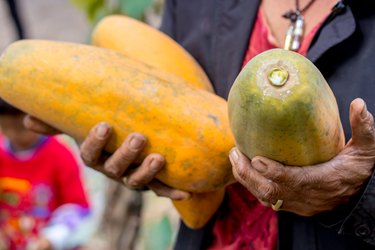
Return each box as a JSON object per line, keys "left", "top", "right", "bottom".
{"left": 282, "top": 0, "right": 316, "bottom": 51}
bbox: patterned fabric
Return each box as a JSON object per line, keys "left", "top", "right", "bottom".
{"left": 0, "top": 135, "right": 89, "bottom": 250}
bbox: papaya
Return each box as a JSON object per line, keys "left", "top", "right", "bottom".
{"left": 0, "top": 40, "right": 235, "bottom": 228}
{"left": 228, "top": 49, "right": 345, "bottom": 166}
{"left": 91, "top": 15, "right": 225, "bottom": 229}
{"left": 91, "top": 15, "right": 213, "bottom": 92}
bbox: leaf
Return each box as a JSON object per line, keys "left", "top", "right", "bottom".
{"left": 70, "top": 0, "right": 107, "bottom": 23}
{"left": 119, "top": 0, "right": 153, "bottom": 20}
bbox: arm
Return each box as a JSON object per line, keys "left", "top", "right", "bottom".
{"left": 230, "top": 98, "right": 375, "bottom": 245}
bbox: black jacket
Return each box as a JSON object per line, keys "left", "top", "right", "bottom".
{"left": 160, "top": 0, "right": 375, "bottom": 249}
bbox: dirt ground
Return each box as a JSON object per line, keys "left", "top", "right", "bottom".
{"left": 0, "top": 0, "right": 90, "bottom": 52}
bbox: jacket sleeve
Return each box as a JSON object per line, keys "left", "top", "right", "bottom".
{"left": 338, "top": 169, "right": 375, "bottom": 245}
{"left": 159, "top": 0, "right": 176, "bottom": 38}
{"left": 318, "top": 168, "right": 375, "bottom": 246}
{"left": 307, "top": 2, "right": 375, "bottom": 245}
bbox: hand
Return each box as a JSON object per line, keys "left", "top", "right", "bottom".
{"left": 27, "top": 237, "right": 52, "bottom": 250}
{"left": 24, "top": 116, "right": 190, "bottom": 200}
{"left": 230, "top": 98, "right": 375, "bottom": 216}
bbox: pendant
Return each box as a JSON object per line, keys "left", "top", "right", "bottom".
{"left": 283, "top": 14, "right": 305, "bottom": 51}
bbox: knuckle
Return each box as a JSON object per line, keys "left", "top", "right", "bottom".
{"left": 233, "top": 165, "right": 249, "bottom": 181}
{"left": 79, "top": 150, "right": 95, "bottom": 166}
{"left": 263, "top": 160, "right": 285, "bottom": 179}
{"left": 272, "top": 168, "right": 285, "bottom": 181}
{"left": 103, "top": 161, "right": 122, "bottom": 177}
{"left": 258, "top": 183, "right": 276, "bottom": 203}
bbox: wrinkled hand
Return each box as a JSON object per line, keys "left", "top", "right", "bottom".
{"left": 24, "top": 117, "right": 190, "bottom": 200}
{"left": 230, "top": 98, "right": 375, "bottom": 216}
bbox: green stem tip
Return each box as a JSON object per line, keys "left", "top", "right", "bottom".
{"left": 268, "top": 68, "right": 289, "bottom": 86}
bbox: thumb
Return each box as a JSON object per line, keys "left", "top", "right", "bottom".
{"left": 349, "top": 98, "right": 375, "bottom": 146}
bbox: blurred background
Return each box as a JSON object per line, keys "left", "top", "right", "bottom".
{"left": 0, "top": 1, "right": 180, "bottom": 250}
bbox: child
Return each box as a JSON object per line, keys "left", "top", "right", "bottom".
{"left": 0, "top": 99, "right": 90, "bottom": 250}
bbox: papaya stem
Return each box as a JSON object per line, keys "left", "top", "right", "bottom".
{"left": 268, "top": 68, "right": 289, "bottom": 86}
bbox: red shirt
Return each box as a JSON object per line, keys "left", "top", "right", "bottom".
{"left": 0, "top": 135, "right": 89, "bottom": 249}
{"left": 207, "top": 9, "right": 323, "bottom": 250}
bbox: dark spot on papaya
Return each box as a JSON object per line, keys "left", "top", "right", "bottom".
{"left": 207, "top": 114, "right": 220, "bottom": 127}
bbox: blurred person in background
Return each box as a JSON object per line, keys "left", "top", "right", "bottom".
{"left": 0, "top": 99, "right": 90, "bottom": 250}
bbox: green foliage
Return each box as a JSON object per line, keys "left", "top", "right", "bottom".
{"left": 70, "top": 0, "right": 154, "bottom": 23}
{"left": 144, "top": 216, "right": 173, "bottom": 250}
{"left": 70, "top": 0, "right": 106, "bottom": 23}
{"left": 119, "top": 0, "right": 152, "bottom": 20}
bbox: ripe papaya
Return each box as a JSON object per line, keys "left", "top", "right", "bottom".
{"left": 228, "top": 49, "right": 345, "bottom": 166}
{"left": 91, "top": 16, "right": 226, "bottom": 229}
{"left": 91, "top": 15, "right": 229, "bottom": 228}
{"left": 0, "top": 40, "right": 235, "bottom": 228}
{"left": 91, "top": 15, "right": 213, "bottom": 92}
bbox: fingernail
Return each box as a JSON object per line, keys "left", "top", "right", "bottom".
{"left": 229, "top": 148, "right": 239, "bottom": 163}
{"left": 253, "top": 159, "right": 267, "bottom": 173}
{"left": 150, "top": 158, "right": 162, "bottom": 171}
{"left": 361, "top": 102, "right": 368, "bottom": 119}
{"left": 175, "top": 192, "right": 191, "bottom": 200}
{"left": 130, "top": 136, "right": 145, "bottom": 149}
{"left": 96, "top": 122, "right": 110, "bottom": 139}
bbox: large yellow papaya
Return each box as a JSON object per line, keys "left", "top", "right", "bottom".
{"left": 91, "top": 16, "right": 227, "bottom": 229}
{"left": 228, "top": 49, "right": 345, "bottom": 166}
{"left": 0, "top": 40, "right": 235, "bottom": 228}
{"left": 91, "top": 15, "right": 213, "bottom": 92}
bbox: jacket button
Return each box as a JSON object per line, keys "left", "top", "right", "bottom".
{"left": 355, "top": 225, "right": 370, "bottom": 237}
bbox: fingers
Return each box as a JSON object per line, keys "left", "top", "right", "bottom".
{"left": 251, "top": 156, "right": 289, "bottom": 183}
{"left": 80, "top": 122, "right": 112, "bottom": 167}
{"left": 349, "top": 98, "right": 375, "bottom": 146}
{"left": 229, "top": 148, "right": 280, "bottom": 205}
{"left": 229, "top": 147, "right": 252, "bottom": 183}
{"left": 123, "top": 152, "right": 190, "bottom": 200}
{"left": 148, "top": 179, "right": 191, "bottom": 200}
{"left": 125, "top": 153, "right": 164, "bottom": 188}
{"left": 104, "top": 132, "right": 146, "bottom": 176}
{"left": 250, "top": 156, "right": 326, "bottom": 187}
{"left": 23, "top": 115, "right": 61, "bottom": 134}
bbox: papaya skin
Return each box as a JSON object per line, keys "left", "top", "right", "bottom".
{"left": 0, "top": 40, "right": 235, "bottom": 195}
{"left": 91, "top": 15, "right": 213, "bottom": 92}
{"left": 228, "top": 49, "right": 345, "bottom": 166}
{"left": 91, "top": 17, "right": 227, "bottom": 229}
{"left": 172, "top": 189, "right": 225, "bottom": 229}
{"left": 0, "top": 40, "right": 233, "bottom": 228}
